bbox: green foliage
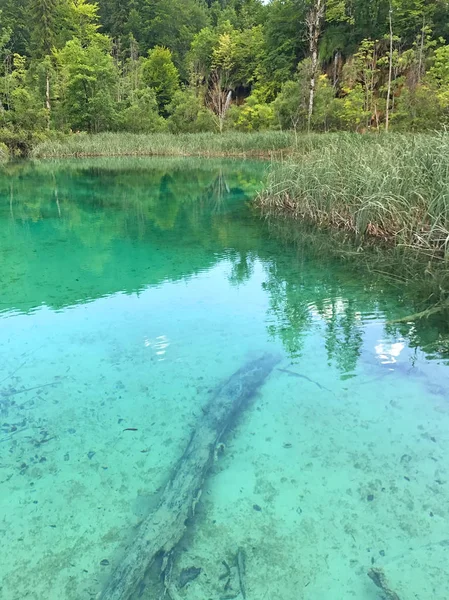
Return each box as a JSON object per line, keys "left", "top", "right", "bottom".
{"left": 140, "top": 0, "right": 210, "bottom": 74}
{"left": 0, "top": 53, "right": 49, "bottom": 145}
{"left": 429, "top": 45, "right": 449, "bottom": 113}
{"left": 29, "top": 0, "right": 59, "bottom": 57}
{"left": 141, "top": 46, "right": 180, "bottom": 115}
{"left": 66, "top": 0, "right": 101, "bottom": 45}
{"left": 273, "top": 68, "right": 339, "bottom": 132}
{"left": 188, "top": 26, "right": 218, "bottom": 84}
{"left": 189, "top": 21, "right": 265, "bottom": 92}
{"left": 263, "top": 0, "right": 308, "bottom": 89}
{"left": 0, "top": 0, "right": 29, "bottom": 55}
{"left": 312, "top": 75, "right": 339, "bottom": 131}
{"left": 333, "top": 84, "right": 370, "bottom": 131}
{"left": 118, "top": 89, "right": 166, "bottom": 133}
{"left": 272, "top": 61, "right": 312, "bottom": 131}
{"left": 273, "top": 80, "right": 303, "bottom": 131}
{"left": 2, "top": 0, "right": 449, "bottom": 147}
{"left": 232, "top": 25, "right": 266, "bottom": 87}
{"left": 166, "top": 89, "right": 216, "bottom": 133}
{"left": 228, "top": 92, "right": 274, "bottom": 131}
{"left": 392, "top": 83, "right": 442, "bottom": 130}
{"left": 54, "top": 36, "right": 118, "bottom": 132}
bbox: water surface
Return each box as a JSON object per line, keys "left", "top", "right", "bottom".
{"left": 1, "top": 158, "right": 449, "bottom": 600}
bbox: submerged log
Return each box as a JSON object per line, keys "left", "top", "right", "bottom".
{"left": 99, "top": 353, "right": 279, "bottom": 600}
{"left": 368, "top": 568, "right": 401, "bottom": 600}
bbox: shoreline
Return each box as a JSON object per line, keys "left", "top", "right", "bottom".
{"left": 31, "top": 149, "right": 286, "bottom": 159}
{"left": 29, "top": 131, "right": 297, "bottom": 160}
{"left": 11, "top": 130, "right": 449, "bottom": 312}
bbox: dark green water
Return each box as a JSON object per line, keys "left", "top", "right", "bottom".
{"left": 1, "top": 158, "right": 449, "bottom": 600}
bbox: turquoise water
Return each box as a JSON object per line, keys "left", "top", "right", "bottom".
{"left": 1, "top": 158, "right": 449, "bottom": 600}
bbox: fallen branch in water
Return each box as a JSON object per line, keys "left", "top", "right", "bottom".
{"left": 277, "top": 367, "right": 334, "bottom": 395}
{"left": 0, "top": 426, "right": 28, "bottom": 444}
{"left": 1, "top": 381, "right": 62, "bottom": 397}
{"left": 99, "top": 354, "right": 279, "bottom": 600}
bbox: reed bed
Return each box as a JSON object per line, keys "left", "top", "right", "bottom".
{"left": 256, "top": 132, "right": 449, "bottom": 260}
{"left": 32, "top": 131, "right": 297, "bottom": 159}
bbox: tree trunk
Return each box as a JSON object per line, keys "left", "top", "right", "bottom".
{"left": 307, "top": 0, "right": 326, "bottom": 132}
{"left": 130, "top": 36, "right": 139, "bottom": 103}
{"left": 333, "top": 51, "right": 339, "bottom": 88}
{"left": 46, "top": 73, "right": 51, "bottom": 130}
{"left": 417, "top": 17, "right": 425, "bottom": 84}
{"left": 207, "top": 72, "right": 232, "bottom": 133}
{"left": 99, "top": 354, "right": 279, "bottom": 600}
{"left": 385, "top": 5, "right": 393, "bottom": 132}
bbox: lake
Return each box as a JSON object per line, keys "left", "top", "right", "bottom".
{"left": 1, "top": 157, "right": 448, "bottom": 600}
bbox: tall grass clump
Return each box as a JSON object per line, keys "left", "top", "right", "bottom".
{"left": 256, "top": 132, "right": 449, "bottom": 261}
{"left": 32, "top": 131, "right": 297, "bottom": 159}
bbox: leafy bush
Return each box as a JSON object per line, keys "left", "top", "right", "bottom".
{"left": 118, "top": 89, "right": 167, "bottom": 133}
{"left": 228, "top": 93, "right": 274, "bottom": 131}
{"left": 141, "top": 46, "right": 180, "bottom": 115}
{"left": 166, "top": 89, "right": 216, "bottom": 133}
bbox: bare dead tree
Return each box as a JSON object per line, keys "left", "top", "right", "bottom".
{"left": 306, "top": 0, "right": 326, "bottom": 131}
{"left": 207, "top": 71, "right": 232, "bottom": 133}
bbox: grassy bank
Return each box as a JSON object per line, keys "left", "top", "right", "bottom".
{"left": 256, "top": 132, "right": 449, "bottom": 261}
{"left": 31, "top": 131, "right": 298, "bottom": 159}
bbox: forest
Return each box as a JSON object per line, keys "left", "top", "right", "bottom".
{"left": 1, "top": 0, "right": 449, "bottom": 153}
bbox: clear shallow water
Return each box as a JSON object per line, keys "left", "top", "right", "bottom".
{"left": 1, "top": 158, "right": 449, "bottom": 600}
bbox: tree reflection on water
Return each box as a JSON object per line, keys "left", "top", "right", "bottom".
{"left": 1, "top": 157, "right": 448, "bottom": 373}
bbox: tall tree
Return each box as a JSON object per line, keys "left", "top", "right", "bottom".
{"left": 306, "top": 0, "right": 326, "bottom": 130}
{"left": 141, "top": 46, "right": 180, "bottom": 114}
{"left": 28, "top": 0, "right": 62, "bottom": 126}
{"left": 385, "top": 1, "right": 394, "bottom": 131}
{"left": 54, "top": 35, "right": 118, "bottom": 131}
{"left": 141, "top": 0, "right": 210, "bottom": 75}
{"left": 263, "top": 0, "right": 309, "bottom": 89}
{"left": 0, "top": 0, "right": 29, "bottom": 55}
{"left": 29, "top": 0, "right": 59, "bottom": 57}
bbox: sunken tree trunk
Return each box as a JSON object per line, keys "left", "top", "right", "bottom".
{"left": 99, "top": 354, "right": 279, "bottom": 600}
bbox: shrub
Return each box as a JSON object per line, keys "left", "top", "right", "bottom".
{"left": 167, "top": 89, "right": 216, "bottom": 133}
{"left": 228, "top": 93, "right": 274, "bottom": 131}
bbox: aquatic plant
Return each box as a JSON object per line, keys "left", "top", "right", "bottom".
{"left": 257, "top": 132, "right": 449, "bottom": 262}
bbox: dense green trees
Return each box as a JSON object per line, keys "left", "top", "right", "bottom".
{"left": 1, "top": 0, "right": 449, "bottom": 152}
{"left": 141, "top": 46, "right": 179, "bottom": 114}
